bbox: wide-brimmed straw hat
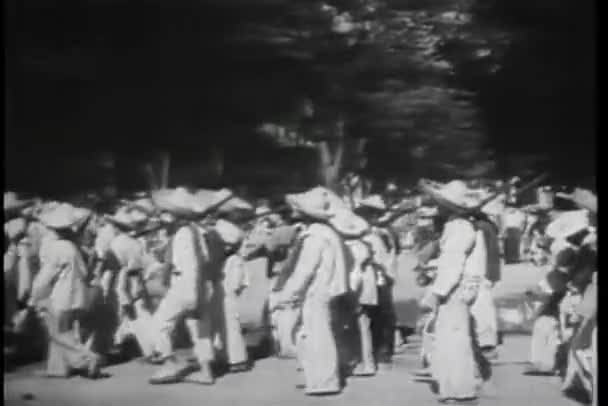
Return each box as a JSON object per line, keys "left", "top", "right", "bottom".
{"left": 357, "top": 195, "right": 387, "bottom": 211}
{"left": 419, "top": 179, "right": 484, "bottom": 213}
{"left": 4, "top": 192, "right": 35, "bottom": 214}
{"left": 151, "top": 188, "right": 206, "bottom": 217}
{"left": 328, "top": 208, "right": 370, "bottom": 238}
{"left": 214, "top": 219, "right": 245, "bottom": 246}
{"left": 105, "top": 206, "right": 150, "bottom": 231}
{"left": 38, "top": 203, "right": 92, "bottom": 230}
{"left": 545, "top": 210, "right": 590, "bottom": 240}
{"left": 556, "top": 188, "right": 597, "bottom": 214}
{"left": 285, "top": 186, "right": 347, "bottom": 220}
{"left": 128, "top": 198, "right": 156, "bottom": 216}
{"left": 195, "top": 188, "right": 254, "bottom": 214}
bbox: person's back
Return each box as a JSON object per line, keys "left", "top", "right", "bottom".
{"left": 33, "top": 238, "right": 89, "bottom": 312}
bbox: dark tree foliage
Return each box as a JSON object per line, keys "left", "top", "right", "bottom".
{"left": 5, "top": 0, "right": 595, "bottom": 193}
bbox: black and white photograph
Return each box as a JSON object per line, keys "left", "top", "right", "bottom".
{"left": 4, "top": 0, "right": 596, "bottom": 405}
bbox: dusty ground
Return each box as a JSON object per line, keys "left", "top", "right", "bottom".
{"left": 5, "top": 254, "right": 581, "bottom": 406}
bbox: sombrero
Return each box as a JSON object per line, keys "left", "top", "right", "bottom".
{"left": 128, "top": 198, "right": 156, "bottom": 216}
{"left": 4, "top": 192, "right": 35, "bottom": 214}
{"left": 285, "top": 186, "right": 347, "bottom": 220}
{"left": 328, "top": 209, "right": 370, "bottom": 238}
{"left": 357, "top": 195, "right": 387, "bottom": 211}
{"left": 151, "top": 187, "right": 206, "bottom": 217}
{"left": 214, "top": 219, "right": 245, "bottom": 246}
{"left": 556, "top": 188, "right": 597, "bottom": 214}
{"left": 418, "top": 179, "right": 484, "bottom": 213}
{"left": 391, "top": 198, "right": 419, "bottom": 212}
{"left": 545, "top": 210, "right": 590, "bottom": 240}
{"left": 194, "top": 188, "right": 254, "bottom": 215}
{"left": 38, "top": 203, "right": 92, "bottom": 230}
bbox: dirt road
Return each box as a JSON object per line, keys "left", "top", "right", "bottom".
{"left": 6, "top": 255, "right": 578, "bottom": 406}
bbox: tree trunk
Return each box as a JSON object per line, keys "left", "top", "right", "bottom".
{"left": 316, "top": 117, "right": 348, "bottom": 192}
{"left": 317, "top": 140, "right": 344, "bottom": 192}
{"left": 142, "top": 163, "right": 158, "bottom": 192}
{"left": 160, "top": 150, "right": 171, "bottom": 189}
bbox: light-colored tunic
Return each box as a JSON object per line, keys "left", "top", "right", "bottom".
{"left": 346, "top": 239, "right": 376, "bottom": 375}
{"left": 278, "top": 222, "right": 348, "bottom": 395}
{"left": 32, "top": 239, "right": 90, "bottom": 312}
{"left": 363, "top": 229, "right": 397, "bottom": 282}
{"left": 267, "top": 226, "right": 305, "bottom": 359}
{"left": 430, "top": 218, "right": 486, "bottom": 400}
{"left": 5, "top": 219, "right": 44, "bottom": 329}
{"left": 110, "top": 233, "right": 155, "bottom": 357}
{"left": 152, "top": 224, "right": 219, "bottom": 368}
{"left": 470, "top": 279, "right": 498, "bottom": 349}
{"left": 214, "top": 254, "right": 249, "bottom": 365}
{"left": 30, "top": 238, "right": 94, "bottom": 375}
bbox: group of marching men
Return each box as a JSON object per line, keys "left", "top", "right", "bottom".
{"left": 4, "top": 178, "right": 596, "bottom": 404}
{"left": 4, "top": 186, "right": 402, "bottom": 395}
{"left": 411, "top": 180, "right": 597, "bottom": 405}
{"left": 522, "top": 188, "right": 597, "bottom": 404}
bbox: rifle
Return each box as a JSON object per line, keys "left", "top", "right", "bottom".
{"left": 417, "top": 172, "right": 549, "bottom": 216}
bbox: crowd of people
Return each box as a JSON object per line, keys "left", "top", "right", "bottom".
{"left": 3, "top": 177, "right": 597, "bottom": 405}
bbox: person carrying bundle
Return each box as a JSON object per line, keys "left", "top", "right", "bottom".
{"left": 523, "top": 205, "right": 593, "bottom": 377}
{"left": 272, "top": 186, "right": 365, "bottom": 396}
{"left": 211, "top": 219, "right": 251, "bottom": 374}
{"left": 147, "top": 187, "right": 252, "bottom": 385}
{"left": 344, "top": 237, "right": 376, "bottom": 377}
{"left": 93, "top": 204, "right": 157, "bottom": 360}
{"left": 355, "top": 195, "right": 399, "bottom": 369}
{"left": 417, "top": 180, "right": 496, "bottom": 404}
{"left": 28, "top": 203, "right": 105, "bottom": 379}
{"left": 501, "top": 201, "right": 527, "bottom": 264}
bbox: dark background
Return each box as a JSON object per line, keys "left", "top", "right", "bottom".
{"left": 4, "top": 0, "right": 596, "bottom": 195}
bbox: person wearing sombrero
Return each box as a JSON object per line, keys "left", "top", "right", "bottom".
{"left": 417, "top": 179, "right": 496, "bottom": 404}
{"left": 500, "top": 198, "right": 527, "bottom": 265}
{"left": 4, "top": 193, "right": 37, "bottom": 346}
{"left": 190, "top": 190, "right": 255, "bottom": 374}
{"left": 27, "top": 203, "right": 104, "bottom": 379}
{"left": 355, "top": 195, "right": 400, "bottom": 369}
{"left": 564, "top": 189, "right": 597, "bottom": 403}
{"left": 253, "top": 211, "right": 308, "bottom": 360}
{"left": 208, "top": 219, "right": 251, "bottom": 374}
{"left": 523, "top": 207, "right": 594, "bottom": 377}
{"left": 93, "top": 205, "right": 156, "bottom": 361}
{"left": 519, "top": 204, "right": 552, "bottom": 265}
{"left": 145, "top": 187, "right": 222, "bottom": 385}
{"left": 529, "top": 190, "right": 597, "bottom": 397}
{"left": 147, "top": 187, "right": 251, "bottom": 385}
{"left": 188, "top": 191, "right": 253, "bottom": 375}
{"left": 272, "top": 186, "right": 367, "bottom": 396}
{"left": 343, "top": 233, "right": 377, "bottom": 377}
{"left": 471, "top": 191, "right": 503, "bottom": 362}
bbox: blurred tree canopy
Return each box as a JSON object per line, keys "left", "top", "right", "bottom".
{"left": 5, "top": 0, "right": 595, "bottom": 194}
